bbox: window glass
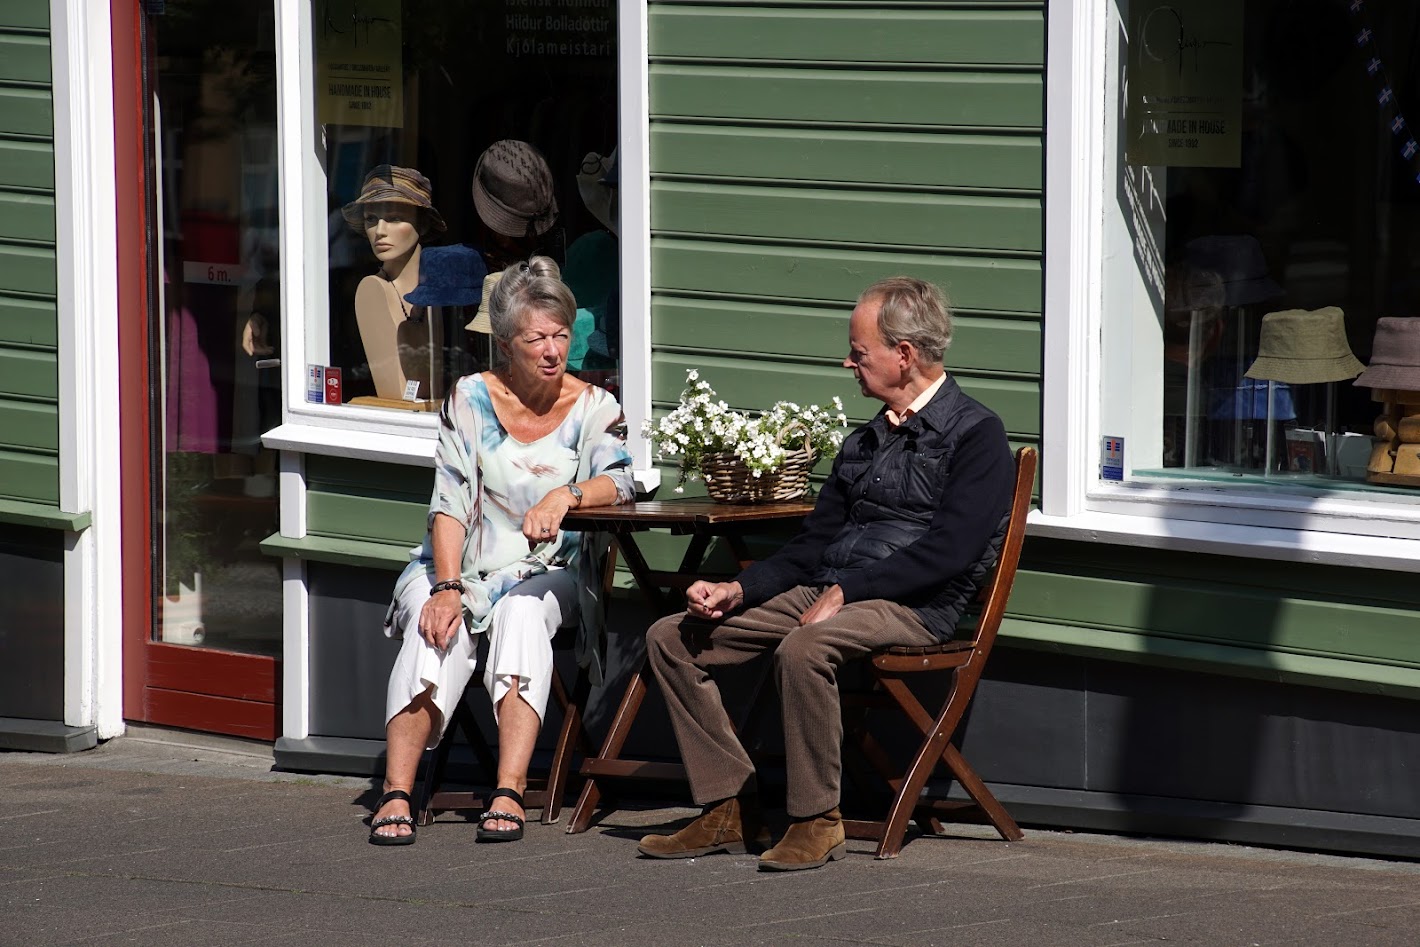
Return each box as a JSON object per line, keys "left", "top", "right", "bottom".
{"left": 310, "top": 0, "right": 620, "bottom": 413}
{"left": 1111, "top": 0, "right": 1420, "bottom": 497}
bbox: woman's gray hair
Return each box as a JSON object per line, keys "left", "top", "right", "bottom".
{"left": 488, "top": 255, "right": 577, "bottom": 345}
{"left": 859, "top": 276, "right": 952, "bottom": 366}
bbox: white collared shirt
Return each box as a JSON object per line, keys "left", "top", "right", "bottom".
{"left": 884, "top": 372, "right": 946, "bottom": 428}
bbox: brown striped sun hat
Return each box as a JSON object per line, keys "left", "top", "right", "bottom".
{"left": 341, "top": 165, "right": 446, "bottom": 233}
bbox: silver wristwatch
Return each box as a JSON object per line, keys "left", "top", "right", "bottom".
{"left": 566, "top": 483, "right": 584, "bottom": 507}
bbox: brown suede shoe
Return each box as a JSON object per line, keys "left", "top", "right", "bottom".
{"left": 638, "top": 796, "right": 770, "bottom": 859}
{"left": 758, "top": 807, "right": 847, "bottom": 871}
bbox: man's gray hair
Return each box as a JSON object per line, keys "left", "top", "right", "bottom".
{"left": 859, "top": 276, "right": 952, "bottom": 366}
{"left": 489, "top": 255, "right": 577, "bottom": 344}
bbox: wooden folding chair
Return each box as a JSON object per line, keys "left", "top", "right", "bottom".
{"left": 415, "top": 543, "right": 620, "bottom": 827}
{"left": 414, "top": 644, "right": 594, "bottom": 826}
{"left": 841, "top": 445, "right": 1036, "bottom": 857}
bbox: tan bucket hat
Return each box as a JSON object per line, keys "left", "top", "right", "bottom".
{"left": 465, "top": 270, "right": 504, "bottom": 334}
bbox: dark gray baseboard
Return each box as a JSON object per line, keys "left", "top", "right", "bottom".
{"left": 0, "top": 717, "right": 98, "bottom": 754}
{"left": 275, "top": 736, "right": 386, "bottom": 777}
{"left": 963, "top": 782, "right": 1420, "bottom": 861}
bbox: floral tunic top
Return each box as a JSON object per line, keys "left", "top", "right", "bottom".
{"left": 386, "top": 374, "right": 635, "bottom": 670}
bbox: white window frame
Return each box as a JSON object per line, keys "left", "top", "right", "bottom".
{"left": 1038, "top": 0, "right": 1420, "bottom": 572}
{"left": 263, "top": 0, "right": 653, "bottom": 472}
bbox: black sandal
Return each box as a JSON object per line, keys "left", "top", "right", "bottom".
{"left": 368, "top": 789, "right": 417, "bottom": 846}
{"left": 476, "top": 787, "right": 526, "bottom": 842}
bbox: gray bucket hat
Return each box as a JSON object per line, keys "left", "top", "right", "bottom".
{"left": 471, "top": 140, "right": 558, "bottom": 238}
{"left": 1354, "top": 317, "right": 1420, "bottom": 389}
{"left": 1245, "top": 307, "right": 1364, "bottom": 384}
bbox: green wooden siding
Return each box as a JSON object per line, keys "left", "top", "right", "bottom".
{"left": 304, "top": 454, "right": 430, "bottom": 547}
{"left": 0, "top": 5, "right": 57, "bottom": 509}
{"left": 648, "top": 0, "right": 1045, "bottom": 434}
{"left": 1009, "top": 539, "right": 1420, "bottom": 694}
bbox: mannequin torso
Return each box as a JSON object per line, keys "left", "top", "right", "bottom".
{"left": 353, "top": 244, "right": 445, "bottom": 403}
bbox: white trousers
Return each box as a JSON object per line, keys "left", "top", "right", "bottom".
{"left": 385, "top": 568, "right": 578, "bottom": 749}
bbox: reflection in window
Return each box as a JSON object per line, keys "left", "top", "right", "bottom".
{"left": 313, "top": 0, "right": 620, "bottom": 412}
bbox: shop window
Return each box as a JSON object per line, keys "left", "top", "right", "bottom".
{"left": 301, "top": 0, "right": 621, "bottom": 416}
{"left": 1099, "top": 0, "right": 1420, "bottom": 508}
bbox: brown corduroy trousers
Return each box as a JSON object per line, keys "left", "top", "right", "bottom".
{"left": 645, "top": 585, "right": 938, "bottom": 818}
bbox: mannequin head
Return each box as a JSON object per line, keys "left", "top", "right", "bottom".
{"left": 341, "top": 165, "right": 445, "bottom": 274}
{"left": 360, "top": 202, "right": 423, "bottom": 269}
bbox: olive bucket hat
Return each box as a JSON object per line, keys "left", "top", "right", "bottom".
{"left": 1244, "top": 307, "right": 1364, "bottom": 384}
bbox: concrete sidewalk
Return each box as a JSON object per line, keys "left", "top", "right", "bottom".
{"left": 3, "top": 727, "right": 1419, "bottom": 947}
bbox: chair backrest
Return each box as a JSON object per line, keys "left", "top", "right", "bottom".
{"left": 963, "top": 446, "right": 1036, "bottom": 658}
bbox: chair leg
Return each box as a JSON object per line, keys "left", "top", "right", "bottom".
{"left": 566, "top": 663, "right": 649, "bottom": 834}
{"left": 416, "top": 699, "right": 476, "bottom": 827}
{"left": 870, "top": 674, "right": 1022, "bottom": 856}
{"left": 940, "top": 742, "right": 1023, "bottom": 842}
{"left": 874, "top": 726, "right": 954, "bottom": 859}
{"left": 540, "top": 667, "right": 583, "bottom": 825}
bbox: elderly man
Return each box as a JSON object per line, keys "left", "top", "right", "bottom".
{"left": 638, "top": 276, "right": 1014, "bottom": 871}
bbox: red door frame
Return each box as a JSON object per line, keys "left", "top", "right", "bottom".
{"left": 113, "top": 0, "right": 281, "bottom": 741}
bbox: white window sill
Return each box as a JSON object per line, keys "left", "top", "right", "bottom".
{"left": 1028, "top": 507, "right": 1420, "bottom": 574}
{"left": 263, "top": 422, "right": 664, "bottom": 493}
{"left": 263, "top": 423, "right": 436, "bottom": 466}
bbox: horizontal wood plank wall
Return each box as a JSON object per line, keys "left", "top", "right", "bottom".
{"left": 647, "top": 0, "right": 1044, "bottom": 482}
{"left": 0, "top": 2, "right": 58, "bottom": 508}
{"left": 303, "top": 455, "right": 430, "bottom": 547}
{"left": 1012, "top": 538, "right": 1420, "bottom": 691}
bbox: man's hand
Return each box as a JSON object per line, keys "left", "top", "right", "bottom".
{"left": 419, "top": 588, "right": 464, "bottom": 651}
{"left": 798, "top": 585, "right": 845, "bottom": 626}
{"left": 685, "top": 580, "right": 744, "bottom": 620}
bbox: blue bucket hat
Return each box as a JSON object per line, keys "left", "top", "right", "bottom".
{"left": 404, "top": 244, "right": 488, "bottom": 308}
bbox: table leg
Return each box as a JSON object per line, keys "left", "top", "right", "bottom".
{"left": 567, "top": 661, "right": 651, "bottom": 834}
{"left": 613, "top": 533, "right": 670, "bottom": 614}
{"left": 724, "top": 535, "right": 756, "bottom": 571}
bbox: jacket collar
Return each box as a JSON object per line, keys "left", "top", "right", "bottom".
{"left": 870, "top": 373, "right": 961, "bottom": 436}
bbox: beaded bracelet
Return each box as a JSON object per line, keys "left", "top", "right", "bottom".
{"left": 430, "top": 579, "right": 464, "bottom": 595}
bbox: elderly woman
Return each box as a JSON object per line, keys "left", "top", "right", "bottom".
{"left": 369, "top": 256, "right": 635, "bottom": 845}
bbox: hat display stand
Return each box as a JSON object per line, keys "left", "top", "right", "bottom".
{"left": 1363, "top": 390, "right": 1420, "bottom": 487}
{"left": 1243, "top": 307, "right": 1364, "bottom": 478}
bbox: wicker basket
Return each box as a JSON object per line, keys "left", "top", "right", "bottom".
{"left": 700, "top": 423, "right": 817, "bottom": 503}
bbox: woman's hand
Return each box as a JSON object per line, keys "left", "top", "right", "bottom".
{"left": 523, "top": 485, "right": 576, "bottom": 548}
{"left": 419, "top": 588, "right": 464, "bottom": 651}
